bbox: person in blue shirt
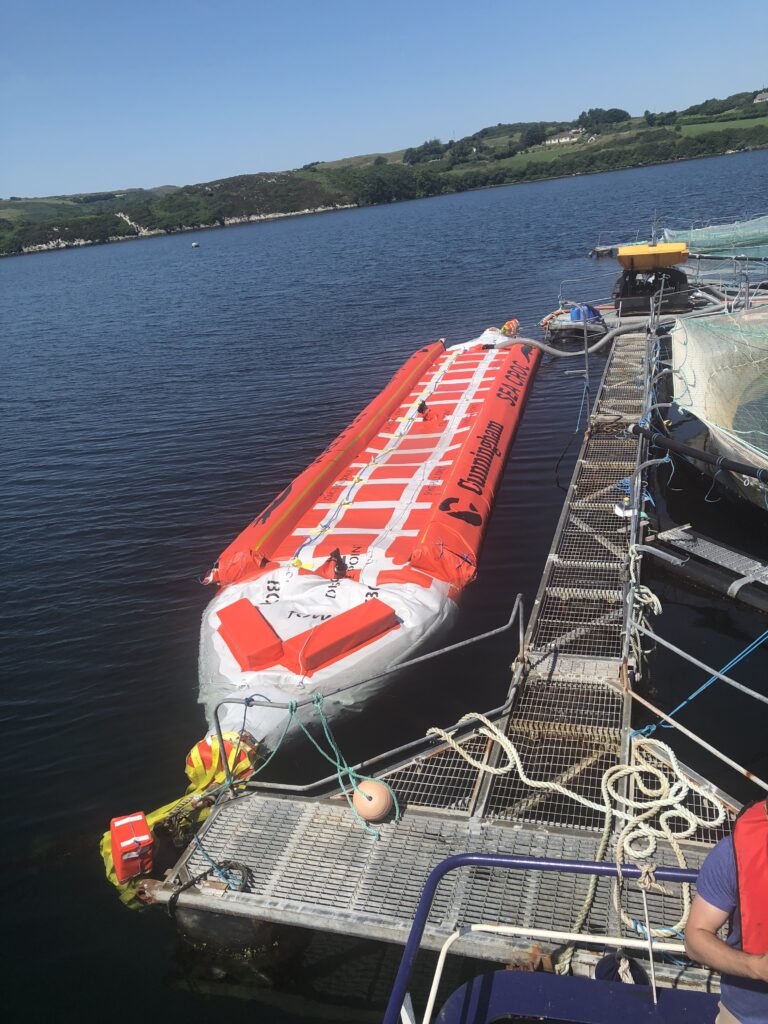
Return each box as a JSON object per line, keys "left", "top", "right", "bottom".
{"left": 685, "top": 833, "right": 768, "bottom": 1024}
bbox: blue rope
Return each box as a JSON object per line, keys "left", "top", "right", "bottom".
{"left": 631, "top": 920, "right": 688, "bottom": 965}
{"left": 614, "top": 477, "right": 655, "bottom": 508}
{"left": 632, "top": 918, "right": 685, "bottom": 941}
{"left": 192, "top": 833, "right": 246, "bottom": 888}
{"left": 633, "top": 628, "right": 768, "bottom": 738}
{"left": 662, "top": 451, "right": 680, "bottom": 492}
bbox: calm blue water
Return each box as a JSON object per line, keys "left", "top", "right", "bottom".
{"left": 3, "top": 151, "right": 768, "bottom": 1022}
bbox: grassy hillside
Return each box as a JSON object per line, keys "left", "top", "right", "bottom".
{"left": 3, "top": 88, "right": 767, "bottom": 256}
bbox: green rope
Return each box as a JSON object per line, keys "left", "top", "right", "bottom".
{"left": 288, "top": 693, "right": 401, "bottom": 839}
{"left": 220, "top": 693, "right": 400, "bottom": 840}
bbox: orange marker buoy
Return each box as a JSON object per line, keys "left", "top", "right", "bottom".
{"left": 352, "top": 780, "right": 394, "bottom": 822}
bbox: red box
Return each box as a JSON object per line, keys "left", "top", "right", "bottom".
{"left": 110, "top": 812, "right": 153, "bottom": 884}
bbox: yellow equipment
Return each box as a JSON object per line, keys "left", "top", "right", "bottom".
{"left": 616, "top": 243, "right": 688, "bottom": 270}
{"left": 100, "top": 732, "right": 259, "bottom": 907}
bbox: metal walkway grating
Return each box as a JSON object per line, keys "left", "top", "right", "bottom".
{"left": 159, "top": 793, "right": 620, "bottom": 958}
{"left": 380, "top": 737, "right": 487, "bottom": 813}
{"left": 548, "top": 562, "right": 625, "bottom": 592}
{"left": 533, "top": 592, "right": 624, "bottom": 658}
{"left": 529, "top": 330, "right": 648, "bottom": 658}
{"left": 484, "top": 726, "right": 621, "bottom": 830}
{"left": 581, "top": 435, "right": 639, "bottom": 462}
{"left": 513, "top": 679, "right": 624, "bottom": 731}
{"left": 554, "top": 509, "right": 630, "bottom": 564}
{"left": 509, "top": 330, "right": 647, "bottom": 827}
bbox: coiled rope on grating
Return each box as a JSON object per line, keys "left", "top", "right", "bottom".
{"left": 426, "top": 715, "right": 726, "bottom": 953}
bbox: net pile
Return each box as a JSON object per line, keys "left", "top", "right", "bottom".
{"left": 664, "top": 214, "right": 768, "bottom": 259}
{"left": 671, "top": 307, "right": 768, "bottom": 473}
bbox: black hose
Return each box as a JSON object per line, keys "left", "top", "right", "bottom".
{"left": 630, "top": 424, "right": 768, "bottom": 483}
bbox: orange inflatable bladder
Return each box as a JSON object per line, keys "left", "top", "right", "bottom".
{"left": 214, "top": 342, "right": 445, "bottom": 585}
{"left": 217, "top": 598, "right": 284, "bottom": 671}
{"left": 282, "top": 598, "right": 399, "bottom": 674}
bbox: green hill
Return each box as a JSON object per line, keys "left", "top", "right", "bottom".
{"left": 3, "top": 88, "right": 767, "bottom": 256}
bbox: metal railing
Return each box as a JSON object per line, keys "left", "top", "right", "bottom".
{"left": 626, "top": 618, "right": 768, "bottom": 793}
{"left": 382, "top": 852, "right": 699, "bottom": 1024}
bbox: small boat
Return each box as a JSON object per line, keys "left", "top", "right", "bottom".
{"left": 199, "top": 325, "right": 540, "bottom": 749}
{"left": 541, "top": 245, "right": 694, "bottom": 337}
{"left": 191, "top": 241, "right": 200, "bottom": 248}
{"left": 540, "top": 302, "right": 610, "bottom": 339}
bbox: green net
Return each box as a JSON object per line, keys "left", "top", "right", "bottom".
{"left": 664, "top": 214, "right": 768, "bottom": 259}
{"left": 671, "top": 307, "right": 768, "bottom": 476}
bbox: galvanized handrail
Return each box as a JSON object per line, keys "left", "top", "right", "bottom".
{"left": 227, "top": 664, "right": 525, "bottom": 798}
{"left": 619, "top": 322, "right": 655, "bottom": 668}
{"left": 630, "top": 619, "right": 768, "bottom": 707}
{"left": 382, "top": 852, "right": 699, "bottom": 1024}
{"left": 212, "top": 594, "right": 525, "bottom": 784}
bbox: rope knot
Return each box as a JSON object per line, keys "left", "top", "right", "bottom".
{"left": 636, "top": 863, "right": 672, "bottom": 896}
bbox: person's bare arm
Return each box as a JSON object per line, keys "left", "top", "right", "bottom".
{"left": 685, "top": 895, "right": 768, "bottom": 982}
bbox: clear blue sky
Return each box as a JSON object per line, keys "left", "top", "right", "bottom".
{"left": 3, "top": 0, "right": 767, "bottom": 197}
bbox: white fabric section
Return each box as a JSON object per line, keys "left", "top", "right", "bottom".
{"left": 336, "top": 478, "right": 443, "bottom": 486}
{"left": 199, "top": 569, "right": 456, "bottom": 750}
{"left": 291, "top": 528, "right": 419, "bottom": 536}
{"left": 428, "top": 398, "right": 485, "bottom": 405}
{"left": 315, "top": 501, "right": 431, "bottom": 510}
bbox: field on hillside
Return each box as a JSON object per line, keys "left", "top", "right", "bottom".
{"left": 681, "top": 114, "right": 768, "bottom": 136}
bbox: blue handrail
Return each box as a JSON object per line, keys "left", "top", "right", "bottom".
{"left": 382, "top": 852, "right": 699, "bottom": 1024}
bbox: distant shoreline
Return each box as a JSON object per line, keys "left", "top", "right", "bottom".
{"left": 3, "top": 147, "right": 766, "bottom": 259}
{"left": 3, "top": 204, "right": 357, "bottom": 258}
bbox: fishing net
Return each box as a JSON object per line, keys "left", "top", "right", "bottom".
{"left": 670, "top": 307, "right": 768, "bottom": 472}
{"left": 664, "top": 214, "right": 768, "bottom": 259}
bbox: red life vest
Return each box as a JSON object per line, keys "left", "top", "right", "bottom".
{"left": 734, "top": 799, "right": 768, "bottom": 955}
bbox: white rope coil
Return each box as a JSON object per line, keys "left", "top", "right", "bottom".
{"left": 427, "top": 714, "right": 726, "bottom": 941}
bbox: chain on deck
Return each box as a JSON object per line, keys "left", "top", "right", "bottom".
{"left": 156, "top": 330, "right": 733, "bottom": 980}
